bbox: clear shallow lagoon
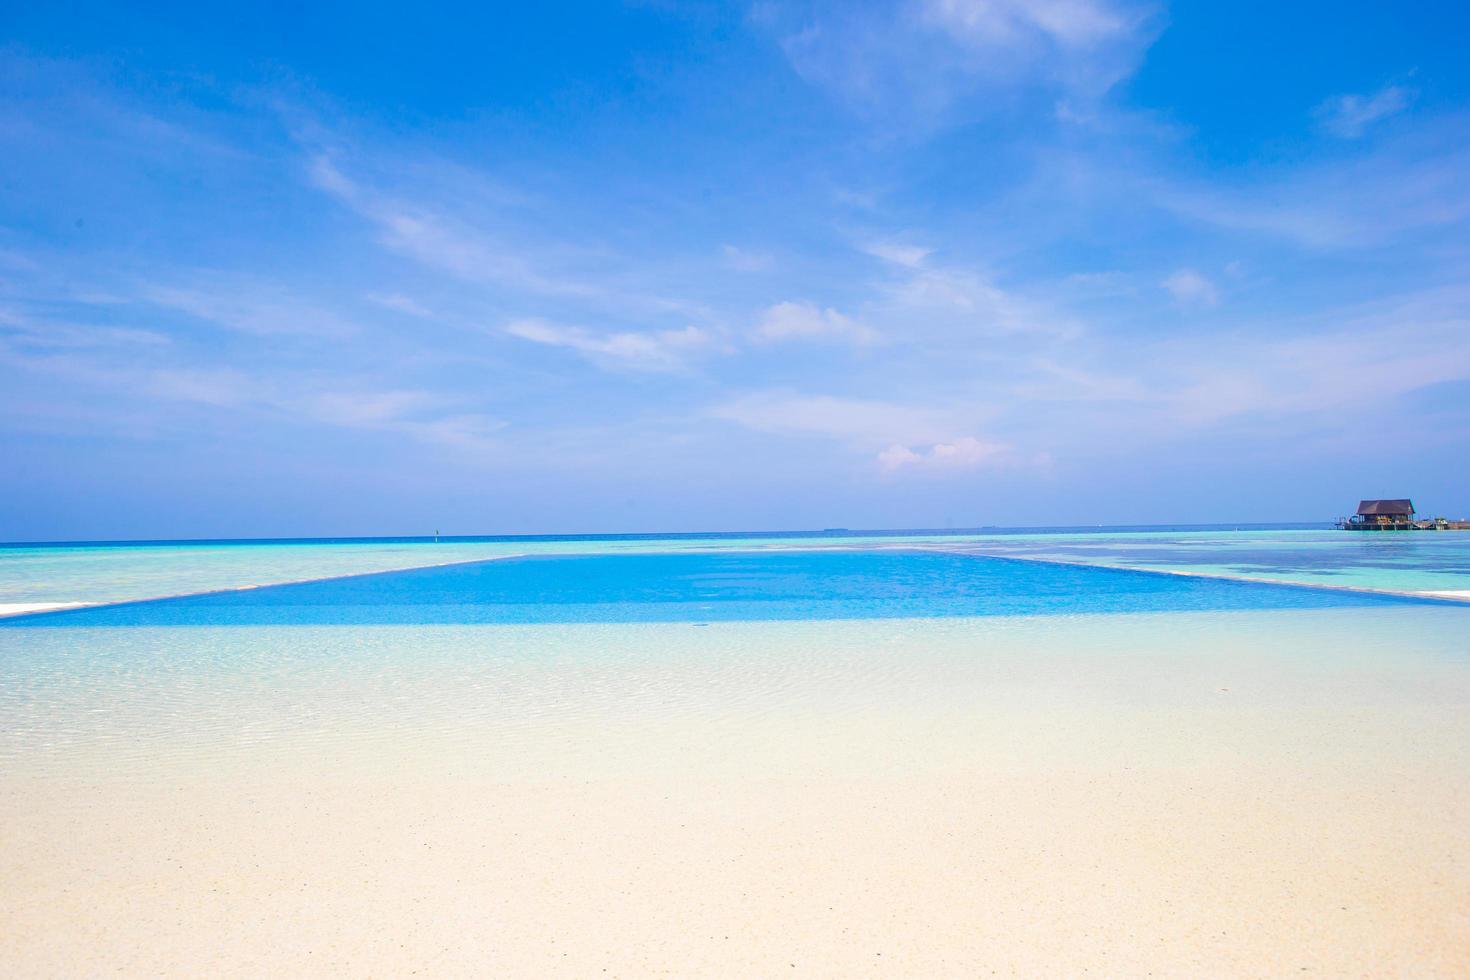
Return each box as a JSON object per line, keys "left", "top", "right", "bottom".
{"left": 950, "top": 527, "right": 1470, "bottom": 595}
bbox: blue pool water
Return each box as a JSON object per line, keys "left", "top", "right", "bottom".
{"left": 4, "top": 550, "right": 1441, "bottom": 627}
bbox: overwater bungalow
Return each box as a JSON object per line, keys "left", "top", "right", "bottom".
{"left": 1341, "top": 499, "right": 1416, "bottom": 530}
{"left": 1337, "top": 499, "right": 1470, "bottom": 530}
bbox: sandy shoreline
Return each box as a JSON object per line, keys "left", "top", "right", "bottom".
{"left": 3, "top": 612, "right": 1468, "bottom": 974}
{"left": 7, "top": 767, "right": 1467, "bottom": 976}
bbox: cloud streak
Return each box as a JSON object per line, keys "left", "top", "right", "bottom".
{"left": 506, "top": 318, "right": 719, "bottom": 373}
{"left": 762, "top": 0, "right": 1159, "bottom": 123}
{"left": 877, "top": 436, "right": 1014, "bottom": 471}
{"left": 753, "top": 301, "right": 880, "bottom": 345}
{"left": 306, "top": 155, "right": 705, "bottom": 321}
{"left": 1160, "top": 268, "right": 1219, "bottom": 308}
{"left": 1315, "top": 85, "right": 1413, "bottom": 138}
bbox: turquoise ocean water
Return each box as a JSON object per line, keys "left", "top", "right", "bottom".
{"left": 5, "top": 524, "right": 1470, "bottom": 609}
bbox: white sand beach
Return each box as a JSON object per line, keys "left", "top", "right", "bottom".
{"left": 8, "top": 767, "right": 1467, "bottom": 976}
{"left": 4, "top": 611, "right": 1468, "bottom": 975}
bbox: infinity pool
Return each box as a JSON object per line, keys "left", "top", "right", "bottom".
{"left": 2, "top": 549, "right": 1441, "bottom": 628}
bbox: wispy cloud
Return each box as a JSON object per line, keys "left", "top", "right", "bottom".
{"left": 366, "top": 292, "right": 434, "bottom": 318}
{"left": 877, "top": 435, "right": 1014, "bottom": 471}
{"left": 307, "top": 155, "right": 703, "bottom": 320}
{"left": 143, "top": 367, "right": 261, "bottom": 408}
{"left": 0, "top": 307, "right": 170, "bottom": 350}
{"left": 1160, "top": 268, "right": 1219, "bottom": 307}
{"left": 862, "top": 241, "right": 933, "bottom": 268}
{"left": 141, "top": 282, "right": 359, "bottom": 338}
{"left": 721, "top": 245, "right": 774, "bottom": 272}
{"left": 303, "top": 389, "right": 445, "bottom": 427}
{"left": 711, "top": 389, "right": 1021, "bottom": 473}
{"left": 753, "top": 301, "right": 880, "bottom": 345}
{"left": 1315, "top": 84, "right": 1413, "bottom": 138}
{"left": 506, "top": 318, "right": 719, "bottom": 373}
{"left": 877, "top": 263, "right": 1082, "bottom": 340}
{"left": 302, "top": 389, "right": 506, "bottom": 451}
{"left": 921, "top": 0, "right": 1137, "bottom": 50}
{"left": 2, "top": 319, "right": 508, "bottom": 454}
{"left": 711, "top": 390, "right": 961, "bottom": 447}
{"left": 761, "top": 0, "right": 1159, "bottom": 122}
{"left": 1152, "top": 124, "right": 1470, "bottom": 248}
{"left": 309, "top": 156, "right": 586, "bottom": 299}
{"left": 3, "top": 28, "right": 1469, "bottom": 531}
{"left": 1173, "top": 295, "right": 1470, "bottom": 424}
{"left": 394, "top": 412, "right": 507, "bottom": 452}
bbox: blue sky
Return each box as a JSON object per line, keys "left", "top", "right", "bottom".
{"left": 3, "top": 1, "right": 1469, "bottom": 539}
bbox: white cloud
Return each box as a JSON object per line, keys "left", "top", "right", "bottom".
{"left": 309, "top": 156, "right": 586, "bottom": 298}
{"left": 880, "top": 265, "right": 1081, "bottom": 339}
{"left": 145, "top": 368, "right": 260, "bottom": 408}
{"left": 711, "top": 391, "right": 958, "bottom": 447}
{"left": 1166, "top": 298, "right": 1470, "bottom": 424}
{"left": 921, "top": 0, "right": 1134, "bottom": 50}
{"left": 1160, "top": 268, "right": 1219, "bottom": 308}
{"left": 1315, "top": 85, "right": 1412, "bottom": 138}
{"left": 308, "top": 154, "right": 702, "bottom": 319}
{"left": 763, "top": 0, "right": 1158, "bottom": 122}
{"left": 712, "top": 390, "right": 1018, "bottom": 473}
{"left": 0, "top": 307, "right": 170, "bottom": 350}
{"left": 396, "top": 413, "right": 507, "bottom": 452}
{"left": 366, "top": 292, "right": 434, "bottom": 318}
{"left": 1151, "top": 128, "right": 1470, "bottom": 248}
{"left": 506, "top": 318, "right": 717, "bottom": 372}
{"left": 295, "top": 388, "right": 505, "bottom": 453}
{"left": 307, "top": 154, "right": 358, "bottom": 199}
{"left": 753, "top": 301, "right": 880, "bottom": 345}
{"left": 141, "top": 283, "right": 357, "bottom": 338}
{"left": 4, "top": 327, "right": 509, "bottom": 453}
{"left": 304, "top": 389, "right": 443, "bottom": 427}
{"left": 721, "top": 245, "right": 774, "bottom": 272}
{"left": 877, "top": 435, "right": 1010, "bottom": 471}
{"left": 1012, "top": 284, "right": 1470, "bottom": 439}
{"left": 862, "top": 241, "right": 933, "bottom": 268}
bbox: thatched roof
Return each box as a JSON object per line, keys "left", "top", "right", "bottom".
{"left": 1357, "top": 498, "right": 1414, "bottom": 516}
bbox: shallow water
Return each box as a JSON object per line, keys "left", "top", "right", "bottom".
{"left": 955, "top": 527, "right": 1470, "bottom": 594}
{"left": 3, "top": 605, "right": 1467, "bottom": 779}
{"left": 5, "top": 526, "right": 1470, "bottom": 611}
